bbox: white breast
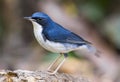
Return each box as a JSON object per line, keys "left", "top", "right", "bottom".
{"left": 31, "top": 21, "right": 66, "bottom": 53}
{"left": 31, "top": 21, "right": 88, "bottom": 53}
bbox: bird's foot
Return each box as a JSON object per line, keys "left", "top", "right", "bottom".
{"left": 45, "top": 70, "right": 58, "bottom": 77}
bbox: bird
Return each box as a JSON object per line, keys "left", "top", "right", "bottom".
{"left": 24, "top": 12, "right": 100, "bottom": 74}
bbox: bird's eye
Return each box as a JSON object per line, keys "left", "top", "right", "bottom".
{"left": 32, "top": 17, "right": 43, "bottom": 21}
{"left": 37, "top": 18, "right": 42, "bottom": 21}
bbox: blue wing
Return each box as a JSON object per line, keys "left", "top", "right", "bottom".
{"left": 43, "top": 22, "right": 90, "bottom": 45}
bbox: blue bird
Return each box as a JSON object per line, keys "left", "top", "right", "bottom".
{"left": 24, "top": 12, "right": 100, "bottom": 74}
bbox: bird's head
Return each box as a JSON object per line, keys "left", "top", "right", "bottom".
{"left": 24, "top": 12, "right": 52, "bottom": 26}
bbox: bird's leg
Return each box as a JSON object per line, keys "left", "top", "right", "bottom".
{"left": 48, "top": 53, "right": 68, "bottom": 74}
{"left": 47, "top": 54, "right": 63, "bottom": 71}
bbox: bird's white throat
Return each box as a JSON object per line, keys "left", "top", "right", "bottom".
{"left": 31, "top": 21, "right": 43, "bottom": 32}
{"left": 31, "top": 20, "right": 45, "bottom": 45}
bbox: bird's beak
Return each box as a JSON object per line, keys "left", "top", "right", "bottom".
{"left": 24, "top": 17, "right": 35, "bottom": 21}
{"left": 24, "top": 17, "right": 31, "bottom": 20}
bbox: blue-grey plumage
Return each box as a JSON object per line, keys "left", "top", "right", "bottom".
{"left": 24, "top": 12, "right": 100, "bottom": 74}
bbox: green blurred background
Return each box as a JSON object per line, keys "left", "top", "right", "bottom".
{"left": 0, "top": 0, "right": 120, "bottom": 82}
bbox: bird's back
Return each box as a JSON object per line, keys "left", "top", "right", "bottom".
{"left": 42, "top": 22, "right": 90, "bottom": 46}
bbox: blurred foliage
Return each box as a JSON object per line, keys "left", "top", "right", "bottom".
{"left": 0, "top": 16, "right": 3, "bottom": 39}
{"left": 42, "top": 51, "right": 84, "bottom": 63}
{"left": 61, "top": 0, "right": 113, "bottom": 22}
{"left": 103, "top": 15, "right": 120, "bottom": 49}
